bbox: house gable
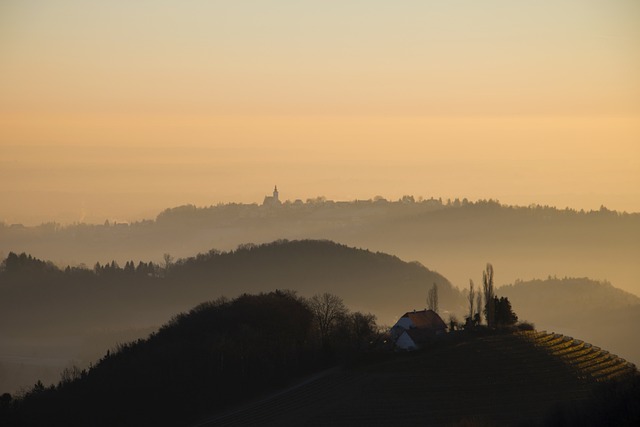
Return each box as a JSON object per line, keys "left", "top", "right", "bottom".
{"left": 391, "top": 309, "right": 448, "bottom": 350}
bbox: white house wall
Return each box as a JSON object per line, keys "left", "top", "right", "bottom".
{"left": 396, "top": 332, "right": 417, "bottom": 350}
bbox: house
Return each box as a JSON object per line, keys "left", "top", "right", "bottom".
{"left": 390, "top": 309, "right": 447, "bottom": 350}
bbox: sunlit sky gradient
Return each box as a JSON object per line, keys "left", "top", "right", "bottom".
{"left": 1, "top": 0, "right": 639, "bottom": 224}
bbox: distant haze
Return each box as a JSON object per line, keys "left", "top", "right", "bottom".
{"left": 2, "top": 116, "right": 639, "bottom": 225}
{"left": 1, "top": 1, "right": 639, "bottom": 224}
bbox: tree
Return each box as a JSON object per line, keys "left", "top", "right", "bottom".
{"left": 427, "top": 282, "right": 439, "bottom": 313}
{"left": 346, "top": 312, "right": 377, "bottom": 351}
{"left": 493, "top": 296, "right": 518, "bottom": 327}
{"left": 475, "top": 292, "right": 483, "bottom": 325}
{"left": 124, "top": 260, "right": 135, "bottom": 274}
{"left": 482, "top": 263, "right": 495, "bottom": 328}
{"left": 467, "top": 279, "right": 475, "bottom": 320}
{"left": 308, "top": 293, "right": 348, "bottom": 345}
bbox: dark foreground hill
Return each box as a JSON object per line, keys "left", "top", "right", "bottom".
{"left": 0, "top": 291, "right": 340, "bottom": 427}
{"left": 196, "top": 331, "right": 639, "bottom": 427}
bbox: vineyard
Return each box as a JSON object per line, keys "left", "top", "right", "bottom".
{"left": 519, "top": 330, "right": 637, "bottom": 382}
{"left": 195, "top": 332, "right": 638, "bottom": 426}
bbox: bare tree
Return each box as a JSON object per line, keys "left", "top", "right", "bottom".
{"left": 483, "top": 263, "right": 495, "bottom": 328}
{"left": 427, "top": 282, "right": 439, "bottom": 313}
{"left": 467, "top": 279, "right": 475, "bottom": 320}
{"left": 308, "top": 293, "right": 348, "bottom": 345}
{"left": 476, "top": 292, "right": 483, "bottom": 325}
{"left": 348, "top": 312, "right": 378, "bottom": 350}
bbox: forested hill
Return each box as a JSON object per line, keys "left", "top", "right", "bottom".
{"left": 0, "top": 240, "right": 462, "bottom": 394}
{"left": 0, "top": 240, "right": 462, "bottom": 331}
{"left": 0, "top": 291, "right": 352, "bottom": 427}
{"left": 498, "top": 277, "right": 640, "bottom": 367}
{"left": 166, "top": 240, "right": 463, "bottom": 319}
{"left": 2, "top": 199, "right": 639, "bottom": 297}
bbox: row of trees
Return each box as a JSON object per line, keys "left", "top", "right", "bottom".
{"left": 0, "top": 251, "right": 179, "bottom": 284}
{"left": 464, "top": 264, "right": 518, "bottom": 329}
{"left": 425, "top": 263, "right": 518, "bottom": 330}
{"left": 307, "top": 292, "right": 379, "bottom": 352}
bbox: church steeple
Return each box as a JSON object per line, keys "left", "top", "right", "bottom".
{"left": 262, "top": 185, "right": 281, "bottom": 206}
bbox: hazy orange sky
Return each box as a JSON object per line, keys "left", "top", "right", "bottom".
{"left": 1, "top": 0, "right": 639, "bottom": 224}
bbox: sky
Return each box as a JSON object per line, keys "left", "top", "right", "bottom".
{"left": 1, "top": 0, "right": 639, "bottom": 225}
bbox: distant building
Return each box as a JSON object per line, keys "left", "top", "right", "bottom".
{"left": 390, "top": 309, "right": 447, "bottom": 350}
{"left": 262, "top": 185, "right": 281, "bottom": 207}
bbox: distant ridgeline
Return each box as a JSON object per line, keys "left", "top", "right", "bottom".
{"left": 2, "top": 197, "right": 635, "bottom": 232}
{"left": 153, "top": 197, "right": 636, "bottom": 225}
{"left": 1, "top": 197, "right": 637, "bottom": 306}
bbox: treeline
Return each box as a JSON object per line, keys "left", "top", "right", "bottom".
{"left": 1, "top": 252, "right": 160, "bottom": 283}
{"left": 154, "top": 197, "right": 636, "bottom": 224}
{"left": 0, "top": 290, "right": 380, "bottom": 427}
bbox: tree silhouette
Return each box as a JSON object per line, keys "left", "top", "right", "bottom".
{"left": 475, "top": 292, "right": 483, "bottom": 325}
{"left": 467, "top": 279, "right": 475, "bottom": 321}
{"left": 308, "top": 293, "right": 348, "bottom": 346}
{"left": 493, "top": 296, "right": 518, "bottom": 327}
{"left": 483, "top": 264, "right": 495, "bottom": 328}
{"left": 427, "top": 282, "right": 439, "bottom": 313}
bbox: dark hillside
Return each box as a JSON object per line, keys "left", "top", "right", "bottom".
{"left": 0, "top": 240, "right": 462, "bottom": 337}
{"left": 167, "top": 240, "right": 463, "bottom": 321}
{"left": 1, "top": 292, "right": 322, "bottom": 427}
{"left": 4, "top": 297, "right": 637, "bottom": 427}
{"left": 197, "top": 332, "right": 638, "bottom": 427}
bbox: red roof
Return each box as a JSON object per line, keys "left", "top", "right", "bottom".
{"left": 402, "top": 309, "right": 447, "bottom": 331}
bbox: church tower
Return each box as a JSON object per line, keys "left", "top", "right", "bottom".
{"left": 262, "top": 185, "right": 281, "bottom": 206}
